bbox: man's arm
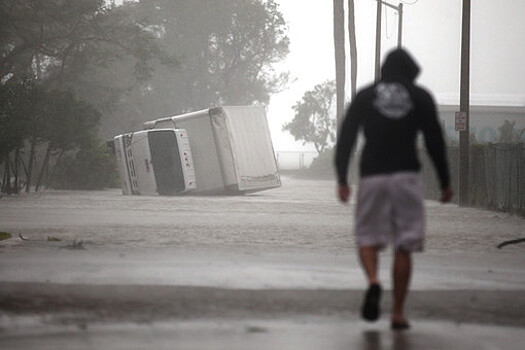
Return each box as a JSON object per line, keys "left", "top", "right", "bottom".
{"left": 335, "top": 101, "right": 361, "bottom": 185}
{"left": 335, "top": 100, "right": 361, "bottom": 202}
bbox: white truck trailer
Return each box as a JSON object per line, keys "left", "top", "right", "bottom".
{"left": 114, "top": 106, "right": 281, "bottom": 195}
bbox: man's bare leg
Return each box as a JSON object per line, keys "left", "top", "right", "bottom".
{"left": 392, "top": 248, "right": 411, "bottom": 327}
{"left": 359, "top": 246, "right": 379, "bottom": 284}
{"left": 359, "top": 246, "right": 382, "bottom": 321}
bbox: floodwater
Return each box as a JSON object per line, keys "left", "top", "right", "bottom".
{"left": 0, "top": 176, "right": 524, "bottom": 349}
{"left": 1, "top": 318, "right": 524, "bottom": 350}
{"left": 1, "top": 176, "right": 523, "bottom": 253}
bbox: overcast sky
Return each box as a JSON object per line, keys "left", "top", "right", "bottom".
{"left": 268, "top": 0, "right": 525, "bottom": 151}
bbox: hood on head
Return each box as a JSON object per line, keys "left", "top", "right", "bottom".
{"left": 380, "top": 48, "right": 420, "bottom": 82}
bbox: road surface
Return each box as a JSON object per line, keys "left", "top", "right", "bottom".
{"left": 1, "top": 176, "right": 524, "bottom": 349}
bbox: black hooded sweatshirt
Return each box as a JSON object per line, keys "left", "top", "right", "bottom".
{"left": 335, "top": 49, "right": 450, "bottom": 190}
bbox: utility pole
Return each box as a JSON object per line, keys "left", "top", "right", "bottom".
{"left": 374, "top": 1, "right": 382, "bottom": 82}
{"left": 374, "top": 1, "right": 404, "bottom": 82}
{"left": 397, "top": 3, "right": 403, "bottom": 48}
{"left": 333, "top": 0, "right": 346, "bottom": 127}
{"left": 458, "top": 0, "right": 470, "bottom": 206}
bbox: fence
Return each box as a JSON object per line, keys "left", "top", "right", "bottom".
{"left": 420, "top": 143, "right": 525, "bottom": 215}
{"left": 275, "top": 151, "right": 318, "bottom": 170}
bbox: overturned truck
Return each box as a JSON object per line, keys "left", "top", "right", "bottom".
{"left": 114, "top": 106, "right": 281, "bottom": 195}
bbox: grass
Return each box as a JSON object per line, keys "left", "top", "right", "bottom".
{"left": 0, "top": 232, "right": 13, "bottom": 241}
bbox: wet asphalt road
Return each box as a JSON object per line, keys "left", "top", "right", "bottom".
{"left": 0, "top": 176, "right": 524, "bottom": 349}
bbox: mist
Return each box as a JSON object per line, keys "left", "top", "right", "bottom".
{"left": 1, "top": 1, "right": 525, "bottom": 349}
{"left": 268, "top": 0, "right": 525, "bottom": 152}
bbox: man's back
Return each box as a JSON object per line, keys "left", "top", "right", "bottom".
{"left": 335, "top": 49, "right": 449, "bottom": 191}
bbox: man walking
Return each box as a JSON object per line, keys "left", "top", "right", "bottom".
{"left": 335, "top": 48, "right": 453, "bottom": 330}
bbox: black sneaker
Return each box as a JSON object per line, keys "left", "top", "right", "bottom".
{"left": 361, "top": 283, "right": 382, "bottom": 321}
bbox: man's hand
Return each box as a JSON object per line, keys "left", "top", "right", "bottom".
{"left": 441, "top": 186, "right": 453, "bottom": 203}
{"left": 337, "top": 184, "right": 351, "bottom": 203}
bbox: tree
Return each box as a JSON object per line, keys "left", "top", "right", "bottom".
{"left": 0, "top": 0, "right": 170, "bottom": 129}
{"left": 1, "top": 0, "right": 291, "bottom": 193}
{"left": 283, "top": 81, "right": 336, "bottom": 153}
{"left": 33, "top": 89, "right": 102, "bottom": 191}
{"left": 101, "top": 0, "right": 290, "bottom": 138}
{"left": 0, "top": 0, "right": 166, "bottom": 82}
{"left": 0, "top": 80, "right": 34, "bottom": 194}
{"left": 498, "top": 120, "right": 525, "bottom": 143}
{"left": 205, "top": 0, "right": 290, "bottom": 105}
{"left": 0, "top": 1, "right": 169, "bottom": 193}
{"left": 0, "top": 82, "right": 103, "bottom": 194}
{"left": 51, "top": 139, "right": 119, "bottom": 190}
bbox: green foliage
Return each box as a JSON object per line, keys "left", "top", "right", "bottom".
{"left": 0, "top": 83, "right": 98, "bottom": 155}
{"left": 1, "top": 0, "right": 290, "bottom": 141}
{"left": 283, "top": 80, "right": 336, "bottom": 153}
{"left": 498, "top": 120, "right": 525, "bottom": 143}
{"left": 1, "top": 0, "right": 291, "bottom": 192}
{"left": 0, "top": 80, "right": 35, "bottom": 155}
{"left": 1, "top": 80, "right": 42, "bottom": 194}
{"left": 0, "top": 232, "right": 12, "bottom": 241}
{"left": 0, "top": 0, "right": 164, "bottom": 84}
{"left": 43, "top": 90, "right": 101, "bottom": 152}
{"left": 308, "top": 147, "right": 335, "bottom": 176}
{"left": 0, "top": 0, "right": 169, "bottom": 139}
{"left": 52, "top": 141, "right": 119, "bottom": 190}
{"left": 204, "top": 0, "right": 290, "bottom": 104}
{"left": 1, "top": 80, "right": 109, "bottom": 194}
{"left": 98, "top": 0, "right": 290, "bottom": 137}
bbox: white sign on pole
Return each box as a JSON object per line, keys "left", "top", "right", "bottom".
{"left": 455, "top": 111, "right": 467, "bottom": 131}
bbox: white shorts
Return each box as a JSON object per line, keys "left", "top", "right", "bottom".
{"left": 355, "top": 172, "right": 425, "bottom": 252}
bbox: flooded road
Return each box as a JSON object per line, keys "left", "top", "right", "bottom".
{"left": 1, "top": 176, "right": 524, "bottom": 349}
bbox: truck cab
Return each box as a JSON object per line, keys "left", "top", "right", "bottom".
{"left": 113, "top": 129, "right": 196, "bottom": 195}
